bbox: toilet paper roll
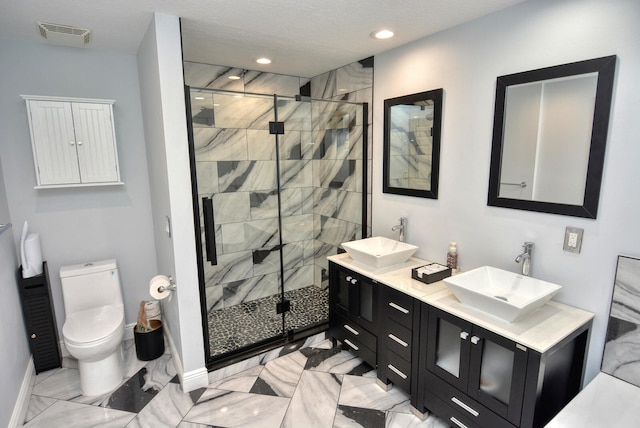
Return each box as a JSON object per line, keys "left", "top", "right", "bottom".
{"left": 149, "top": 275, "right": 172, "bottom": 300}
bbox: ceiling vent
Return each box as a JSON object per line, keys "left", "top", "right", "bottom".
{"left": 37, "top": 22, "right": 91, "bottom": 47}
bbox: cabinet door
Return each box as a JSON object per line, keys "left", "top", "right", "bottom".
{"left": 27, "top": 100, "right": 80, "bottom": 185}
{"left": 71, "top": 103, "right": 119, "bottom": 183}
{"left": 467, "top": 325, "right": 527, "bottom": 424}
{"left": 426, "top": 306, "right": 473, "bottom": 392}
{"left": 355, "top": 275, "right": 377, "bottom": 331}
{"left": 331, "top": 266, "right": 352, "bottom": 318}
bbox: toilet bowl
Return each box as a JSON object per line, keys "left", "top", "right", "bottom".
{"left": 60, "top": 259, "right": 125, "bottom": 396}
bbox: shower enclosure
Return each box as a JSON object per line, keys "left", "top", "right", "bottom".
{"left": 186, "top": 87, "right": 368, "bottom": 367}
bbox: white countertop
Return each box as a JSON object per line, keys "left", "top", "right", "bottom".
{"left": 545, "top": 372, "right": 640, "bottom": 427}
{"left": 329, "top": 253, "right": 594, "bottom": 354}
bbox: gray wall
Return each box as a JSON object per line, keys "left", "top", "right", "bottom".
{"left": 373, "top": 0, "right": 640, "bottom": 382}
{"left": 137, "top": 13, "right": 206, "bottom": 388}
{"left": 0, "top": 40, "right": 158, "bottom": 336}
{"left": 0, "top": 165, "right": 30, "bottom": 427}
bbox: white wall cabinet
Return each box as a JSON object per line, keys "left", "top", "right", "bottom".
{"left": 22, "top": 95, "right": 123, "bottom": 188}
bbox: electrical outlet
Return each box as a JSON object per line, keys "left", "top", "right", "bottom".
{"left": 563, "top": 227, "right": 583, "bottom": 253}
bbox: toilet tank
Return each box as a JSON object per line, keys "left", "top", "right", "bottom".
{"left": 60, "top": 259, "right": 124, "bottom": 315}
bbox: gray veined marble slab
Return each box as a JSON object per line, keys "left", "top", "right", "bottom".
{"left": 217, "top": 160, "right": 277, "bottom": 193}
{"left": 184, "top": 389, "right": 290, "bottom": 428}
{"left": 183, "top": 62, "right": 245, "bottom": 91}
{"left": 251, "top": 350, "right": 307, "bottom": 397}
{"left": 193, "top": 127, "right": 248, "bottom": 162}
{"left": 244, "top": 70, "right": 302, "bottom": 97}
{"left": 31, "top": 367, "right": 82, "bottom": 400}
{"left": 24, "top": 395, "right": 57, "bottom": 424}
{"left": 338, "top": 375, "right": 412, "bottom": 413}
{"left": 281, "top": 370, "right": 343, "bottom": 428}
{"left": 23, "top": 400, "right": 136, "bottom": 428}
{"left": 602, "top": 256, "right": 640, "bottom": 387}
{"left": 126, "top": 377, "right": 203, "bottom": 428}
{"left": 208, "top": 365, "right": 263, "bottom": 392}
{"left": 610, "top": 255, "right": 640, "bottom": 323}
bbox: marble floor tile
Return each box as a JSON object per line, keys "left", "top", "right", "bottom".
{"left": 338, "top": 375, "right": 412, "bottom": 413}
{"left": 251, "top": 349, "right": 306, "bottom": 397}
{"left": 126, "top": 377, "right": 204, "bottom": 428}
{"left": 31, "top": 367, "right": 82, "bottom": 400}
{"left": 281, "top": 370, "right": 343, "bottom": 428}
{"left": 208, "top": 364, "right": 263, "bottom": 392}
{"left": 24, "top": 336, "right": 447, "bottom": 428}
{"left": 184, "top": 389, "right": 290, "bottom": 427}
{"left": 385, "top": 411, "right": 449, "bottom": 428}
{"left": 333, "top": 405, "right": 385, "bottom": 428}
{"left": 23, "top": 400, "right": 135, "bottom": 428}
{"left": 24, "top": 395, "right": 57, "bottom": 423}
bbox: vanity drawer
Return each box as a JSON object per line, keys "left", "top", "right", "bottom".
{"left": 330, "top": 312, "right": 377, "bottom": 355}
{"left": 384, "top": 319, "right": 412, "bottom": 361}
{"left": 384, "top": 286, "right": 414, "bottom": 328}
{"left": 423, "top": 370, "right": 515, "bottom": 428}
{"left": 386, "top": 350, "right": 411, "bottom": 393}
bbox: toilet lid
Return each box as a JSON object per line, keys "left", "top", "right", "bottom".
{"left": 63, "top": 305, "right": 124, "bottom": 345}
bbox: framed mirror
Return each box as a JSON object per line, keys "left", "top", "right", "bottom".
{"left": 488, "top": 56, "right": 616, "bottom": 218}
{"left": 383, "top": 89, "right": 443, "bottom": 198}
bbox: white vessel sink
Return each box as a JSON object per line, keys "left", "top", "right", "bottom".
{"left": 341, "top": 236, "right": 418, "bottom": 269}
{"left": 443, "top": 266, "right": 562, "bottom": 322}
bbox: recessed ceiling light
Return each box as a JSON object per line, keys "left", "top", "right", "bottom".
{"left": 228, "top": 75, "right": 241, "bottom": 80}
{"left": 256, "top": 57, "right": 272, "bottom": 65}
{"left": 371, "top": 29, "right": 394, "bottom": 40}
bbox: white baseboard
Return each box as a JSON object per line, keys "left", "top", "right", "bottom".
{"left": 9, "top": 357, "right": 35, "bottom": 428}
{"left": 163, "top": 322, "right": 208, "bottom": 393}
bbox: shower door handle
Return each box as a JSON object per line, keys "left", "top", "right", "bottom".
{"left": 202, "top": 197, "right": 218, "bottom": 265}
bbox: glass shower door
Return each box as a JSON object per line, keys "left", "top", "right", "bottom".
{"left": 191, "top": 89, "right": 286, "bottom": 358}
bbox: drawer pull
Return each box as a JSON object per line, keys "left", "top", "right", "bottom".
{"left": 451, "top": 397, "right": 480, "bottom": 417}
{"left": 388, "top": 334, "right": 408, "bottom": 347}
{"left": 451, "top": 396, "right": 479, "bottom": 417}
{"left": 388, "top": 302, "right": 409, "bottom": 314}
{"left": 344, "top": 324, "right": 359, "bottom": 335}
{"left": 450, "top": 416, "right": 469, "bottom": 428}
{"left": 387, "top": 364, "right": 407, "bottom": 379}
{"left": 343, "top": 339, "right": 359, "bottom": 351}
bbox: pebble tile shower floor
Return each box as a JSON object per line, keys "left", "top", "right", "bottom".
{"left": 207, "top": 285, "right": 329, "bottom": 357}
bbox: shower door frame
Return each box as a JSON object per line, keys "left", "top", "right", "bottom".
{"left": 184, "top": 85, "right": 369, "bottom": 370}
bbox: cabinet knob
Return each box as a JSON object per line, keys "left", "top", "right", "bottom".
{"left": 471, "top": 336, "right": 481, "bottom": 345}
{"left": 31, "top": 333, "right": 36, "bottom": 339}
{"left": 351, "top": 278, "right": 357, "bottom": 285}
{"left": 460, "top": 331, "right": 469, "bottom": 340}
{"left": 77, "top": 141, "right": 83, "bottom": 145}
{"left": 69, "top": 141, "right": 75, "bottom": 145}
{"left": 346, "top": 276, "right": 352, "bottom": 281}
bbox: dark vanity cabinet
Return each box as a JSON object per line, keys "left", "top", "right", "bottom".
{"left": 377, "top": 286, "right": 420, "bottom": 395}
{"left": 417, "top": 304, "right": 591, "bottom": 428}
{"left": 17, "top": 262, "right": 62, "bottom": 374}
{"left": 328, "top": 261, "right": 380, "bottom": 367}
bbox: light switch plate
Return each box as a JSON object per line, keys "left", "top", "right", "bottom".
{"left": 563, "top": 226, "right": 583, "bottom": 253}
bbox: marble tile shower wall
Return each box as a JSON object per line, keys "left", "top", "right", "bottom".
{"left": 184, "top": 60, "right": 373, "bottom": 312}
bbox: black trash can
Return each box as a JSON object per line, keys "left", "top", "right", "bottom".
{"left": 134, "top": 320, "right": 164, "bottom": 361}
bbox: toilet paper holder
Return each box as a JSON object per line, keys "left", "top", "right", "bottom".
{"left": 157, "top": 276, "right": 176, "bottom": 293}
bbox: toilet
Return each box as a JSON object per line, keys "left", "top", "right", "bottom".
{"left": 60, "top": 259, "right": 125, "bottom": 396}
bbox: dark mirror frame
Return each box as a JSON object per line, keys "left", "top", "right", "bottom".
{"left": 488, "top": 55, "right": 616, "bottom": 218}
{"left": 383, "top": 89, "right": 443, "bottom": 199}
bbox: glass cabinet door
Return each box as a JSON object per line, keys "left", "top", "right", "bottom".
{"left": 334, "top": 269, "right": 352, "bottom": 314}
{"left": 467, "top": 325, "right": 527, "bottom": 423}
{"left": 357, "top": 277, "right": 375, "bottom": 325}
{"left": 426, "top": 307, "right": 472, "bottom": 392}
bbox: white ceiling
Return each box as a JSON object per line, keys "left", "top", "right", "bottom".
{"left": 0, "top": 0, "right": 525, "bottom": 77}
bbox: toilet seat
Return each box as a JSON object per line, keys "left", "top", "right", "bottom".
{"left": 63, "top": 305, "right": 124, "bottom": 347}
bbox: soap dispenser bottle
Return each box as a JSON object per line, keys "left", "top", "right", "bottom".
{"left": 447, "top": 242, "right": 458, "bottom": 271}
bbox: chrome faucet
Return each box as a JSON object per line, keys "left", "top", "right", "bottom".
{"left": 515, "top": 242, "right": 534, "bottom": 276}
{"left": 392, "top": 217, "right": 407, "bottom": 242}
